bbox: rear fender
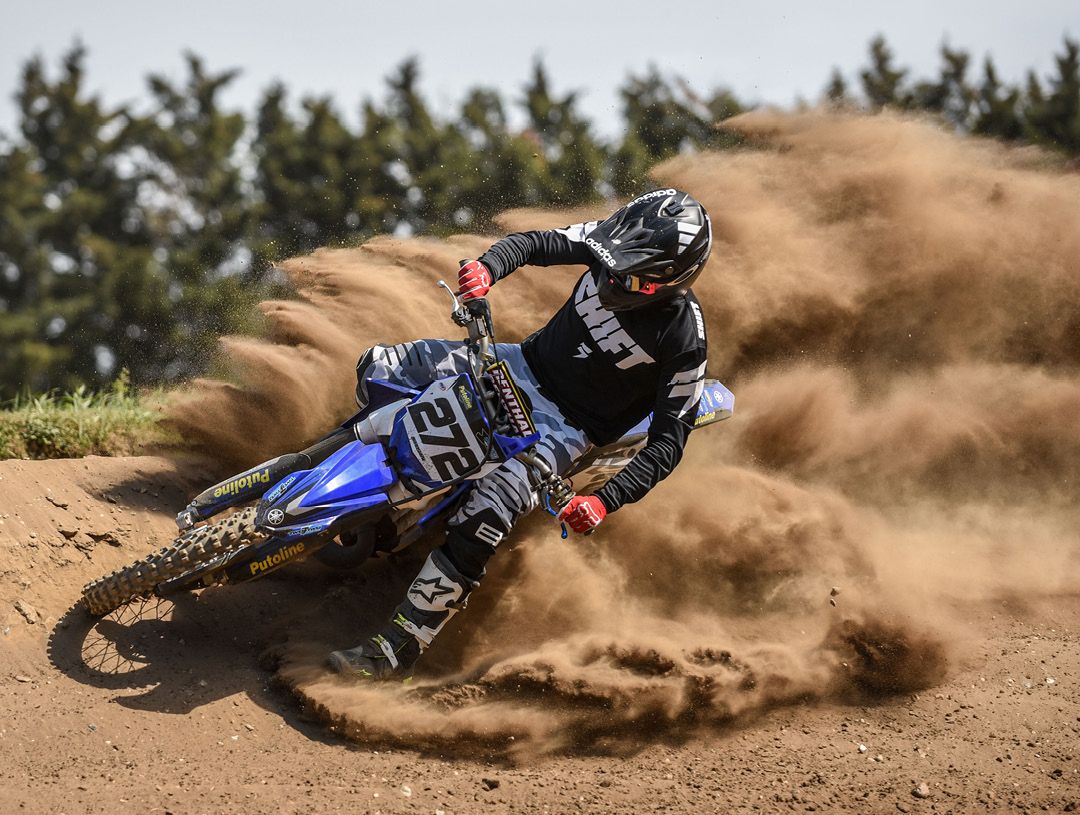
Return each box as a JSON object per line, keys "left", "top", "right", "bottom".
{"left": 566, "top": 379, "right": 734, "bottom": 493}
{"left": 693, "top": 380, "right": 735, "bottom": 428}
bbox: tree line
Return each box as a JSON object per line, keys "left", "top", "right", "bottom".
{"left": 1, "top": 36, "right": 1077, "bottom": 398}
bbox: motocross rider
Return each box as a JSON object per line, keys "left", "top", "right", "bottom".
{"left": 328, "top": 189, "right": 711, "bottom": 680}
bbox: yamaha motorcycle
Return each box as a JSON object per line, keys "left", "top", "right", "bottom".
{"left": 81, "top": 280, "right": 733, "bottom": 616}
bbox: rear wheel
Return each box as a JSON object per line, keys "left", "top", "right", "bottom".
{"left": 81, "top": 507, "right": 265, "bottom": 616}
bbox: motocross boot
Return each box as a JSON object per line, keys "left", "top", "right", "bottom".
{"left": 326, "top": 616, "right": 421, "bottom": 680}
{"left": 328, "top": 547, "right": 477, "bottom": 681}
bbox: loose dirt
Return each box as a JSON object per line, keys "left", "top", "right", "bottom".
{"left": 2, "top": 110, "right": 1080, "bottom": 812}
{"left": 1, "top": 455, "right": 1077, "bottom": 813}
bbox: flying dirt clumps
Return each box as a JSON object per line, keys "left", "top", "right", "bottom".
{"left": 171, "top": 109, "right": 1080, "bottom": 755}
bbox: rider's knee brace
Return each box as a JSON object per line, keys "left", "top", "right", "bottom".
{"left": 354, "top": 346, "right": 380, "bottom": 407}
{"left": 442, "top": 506, "right": 511, "bottom": 582}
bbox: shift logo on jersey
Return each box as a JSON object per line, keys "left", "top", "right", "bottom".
{"left": 669, "top": 362, "right": 706, "bottom": 417}
{"left": 573, "top": 274, "right": 655, "bottom": 369}
{"left": 585, "top": 237, "right": 617, "bottom": 268}
{"left": 690, "top": 301, "right": 706, "bottom": 340}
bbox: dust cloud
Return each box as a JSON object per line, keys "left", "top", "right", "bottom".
{"left": 170, "top": 110, "right": 1080, "bottom": 756}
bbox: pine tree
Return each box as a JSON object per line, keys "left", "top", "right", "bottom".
{"left": 972, "top": 58, "right": 1024, "bottom": 141}
{"left": 911, "top": 45, "right": 975, "bottom": 129}
{"left": 612, "top": 69, "right": 742, "bottom": 195}
{"left": 138, "top": 53, "right": 263, "bottom": 381}
{"left": 824, "top": 69, "right": 849, "bottom": 107}
{"left": 1, "top": 43, "right": 157, "bottom": 396}
{"left": 457, "top": 87, "right": 547, "bottom": 222}
{"left": 253, "top": 85, "right": 383, "bottom": 258}
{"left": 522, "top": 62, "right": 605, "bottom": 206}
{"left": 0, "top": 138, "right": 56, "bottom": 392}
{"left": 860, "top": 36, "right": 911, "bottom": 110}
{"left": 1022, "top": 38, "right": 1080, "bottom": 154}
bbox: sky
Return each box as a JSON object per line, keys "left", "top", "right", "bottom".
{"left": 1, "top": 0, "right": 1076, "bottom": 138}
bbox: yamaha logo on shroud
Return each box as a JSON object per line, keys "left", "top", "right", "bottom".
{"left": 266, "top": 508, "right": 285, "bottom": 525}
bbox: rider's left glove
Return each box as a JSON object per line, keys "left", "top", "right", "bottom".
{"left": 457, "top": 259, "right": 492, "bottom": 301}
{"left": 558, "top": 495, "right": 607, "bottom": 534}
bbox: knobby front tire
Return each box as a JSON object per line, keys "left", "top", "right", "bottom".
{"left": 80, "top": 507, "right": 264, "bottom": 616}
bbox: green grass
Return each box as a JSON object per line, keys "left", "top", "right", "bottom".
{"left": 0, "top": 370, "right": 173, "bottom": 460}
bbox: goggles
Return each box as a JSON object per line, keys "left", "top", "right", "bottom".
{"left": 614, "top": 274, "right": 661, "bottom": 295}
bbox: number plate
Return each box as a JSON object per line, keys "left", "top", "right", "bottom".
{"left": 392, "top": 375, "right": 489, "bottom": 487}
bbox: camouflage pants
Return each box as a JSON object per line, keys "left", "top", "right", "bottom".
{"left": 357, "top": 340, "right": 591, "bottom": 578}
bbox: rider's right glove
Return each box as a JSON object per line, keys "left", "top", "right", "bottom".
{"left": 457, "top": 259, "right": 492, "bottom": 301}
{"left": 558, "top": 495, "right": 607, "bottom": 534}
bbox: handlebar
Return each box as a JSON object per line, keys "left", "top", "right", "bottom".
{"left": 437, "top": 273, "right": 578, "bottom": 523}
{"left": 437, "top": 279, "right": 497, "bottom": 409}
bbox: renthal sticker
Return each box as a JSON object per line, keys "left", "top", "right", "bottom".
{"left": 248, "top": 542, "right": 306, "bottom": 575}
{"left": 486, "top": 362, "right": 536, "bottom": 436}
{"left": 213, "top": 468, "right": 271, "bottom": 499}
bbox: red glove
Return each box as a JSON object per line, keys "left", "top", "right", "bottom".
{"left": 558, "top": 495, "right": 607, "bottom": 534}
{"left": 457, "top": 259, "right": 492, "bottom": 301}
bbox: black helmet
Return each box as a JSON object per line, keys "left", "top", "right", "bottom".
{"left": 585, "top": 189, "right": 712, "bottom": 311}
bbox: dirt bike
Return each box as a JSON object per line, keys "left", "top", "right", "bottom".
{"left": 81, "top": 280, "right": 734, "bottom": 616}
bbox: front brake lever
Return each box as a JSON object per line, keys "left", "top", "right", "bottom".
{"left": 437, "top": 280, "right": 470, "bottom": 326}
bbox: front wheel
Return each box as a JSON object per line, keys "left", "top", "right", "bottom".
{"left": 81, "top": 507, "right": 265, "bottom": 616}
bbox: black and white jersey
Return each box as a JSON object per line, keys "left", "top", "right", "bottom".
{"left": 478, "top": 223, "right": 708, "bottom": 513}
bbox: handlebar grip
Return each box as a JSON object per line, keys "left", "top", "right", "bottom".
{"left": 466, "top": 296, "right": 490, "bottom": 315}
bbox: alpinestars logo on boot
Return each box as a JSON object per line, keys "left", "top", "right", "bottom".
{"left": 409, "top": 576, "right": 454, "bottom": 605}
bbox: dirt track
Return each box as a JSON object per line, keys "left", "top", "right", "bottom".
{"left": 0, "top": 454, "right": 1078, "bottom": 814}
